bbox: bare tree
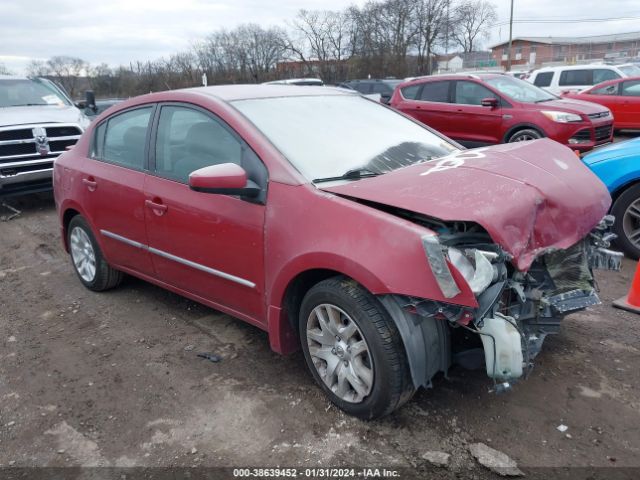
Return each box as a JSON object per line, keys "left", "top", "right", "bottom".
{"left": 45, "top": 56, "right": 90, "bottom": 97}
{"left": 0, "top": 62, "right": 11, "bottom": 75}
{"left": 287, "top": 9, "right": 353, "bottom": 82}
{"left": 26, "top": 60, "right": 49, "bottom": 77}
{"left": 412, "top": 0, "right": 449, "bottom": 75}
{"left": 450, "top": 0, "right": 497, "bottom": 52}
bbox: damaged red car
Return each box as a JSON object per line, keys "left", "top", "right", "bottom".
{"left": 53, "top": 85, "right": 622, "bottom": 419}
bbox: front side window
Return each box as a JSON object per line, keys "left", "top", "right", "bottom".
{"left": 101, "top": 107, "right": 153, "bottom": 170}
{"left": 419, "top": 81, "right": 450, "bottom": 103}
{"left": 232, "top": 95, "right": 459, "bottom": 182}
{"left": 485, "top": 76, "right": 556, "bottom": 103}
{"left": 533, "top": 71, "right": 553, "bottom": 87}
{"left": 559, "top": 70, "right": 591, "bottom": 86}
{"left": 621, "top": 80, "right": 640, "bottom": 97}
{"left": 593, "top": 69, "right": 621, "bottom": 84}
{"left": 154, "top": 106, "right": 242, "bottom": 183}
{"left": 454, "top": 81, "right": 495, "bottom": 105}
{"left": 619, "top": 64, "right": 640, "bottom": 76}
{"left": 591, "top": 84, "right": 619, "bottom": 95}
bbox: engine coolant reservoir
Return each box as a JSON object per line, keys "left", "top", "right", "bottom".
{"left": 478, "top": 315, "right": 523, "bottom": 380}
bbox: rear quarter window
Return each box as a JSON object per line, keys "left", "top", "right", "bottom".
{"left": 400, "top": 84, "right": 420, "bottom": 100}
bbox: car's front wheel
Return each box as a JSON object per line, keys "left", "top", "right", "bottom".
{"left": 299, "top": 276, "right": 414, "bottom": 419}
{"left": 611, "top": 183, "right": 640, "bottom": 259}
{"left": 67, "top": 215, "right": 123, "bottom": 291}
{"left": 507, "top": 128, "right": 543, "bottom": 143}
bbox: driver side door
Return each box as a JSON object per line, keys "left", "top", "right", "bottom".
{"left": 143, "top": 104, "right": 268, "bottom": 324}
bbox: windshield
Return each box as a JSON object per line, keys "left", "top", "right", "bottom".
{"left": 0, "top": 78, "right": 71, "bottom": 108}
{"left": 618, "top": 64, "right": 640, "bottom": 76}
{"left": 485, "top": 76, "right": 557, "bottom": 103}
{"left": 233, "top": 95, "right": 459, "bottom": 182}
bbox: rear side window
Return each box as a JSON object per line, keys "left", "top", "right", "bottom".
{"left": 591, "top": 84, "right": 618, "bottom": 95}
{"left": 621, "top": 80, "right": 640, "bottom": 96}
{"left": 419, "top": 81, "right": 450, "bottom": 102}
{"left": 593, "top": 69, "right": 621, "bottom": 84}
{"left": 559, "top": 70, "right": 592, "bottom": 86}
{"left": 100, "top": 107, "right": 153, "bottom": 170}
{"left": 454, "top": 81, "right": 493, "bottom": 105}
{"left": 533, "top": 71, "right": 553, "bottom": 87}
{"left": 400, "top": 84, "right": 420, "bottom": 100}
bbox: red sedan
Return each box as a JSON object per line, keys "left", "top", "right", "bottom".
{"left": 53, "top": 85, "right": 620, "bottom": 418}
{"left": 562, "top": 76, "right": 640, "bottom": 130}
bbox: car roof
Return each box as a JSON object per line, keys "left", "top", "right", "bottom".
{"left": 533, "top": 64, "right": 619, "bottom": 73}
{"left": 181, "top": 84, "right": 354, "bottom": 101}
{"left": 400, "top": 73, "right": 505, "bottom": 85}
{"left": 0, "top": 75, "right": 30, "bottom": 81}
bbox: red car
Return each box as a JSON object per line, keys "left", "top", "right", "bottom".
{"left": 390, "top": 73, "right": 614, "bottom": 151}
{"left": 562, "top": 76, "right": 640, "bottom": 130}
{"left": 53, "top": 85, "right": 620, "bottom": 418}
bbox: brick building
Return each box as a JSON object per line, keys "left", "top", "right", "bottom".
{"left": 490, "top": 31, "right": 640, "bottom": 69}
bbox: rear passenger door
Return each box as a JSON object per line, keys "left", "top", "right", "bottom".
{"left": 449, "top": 80, "right": 503, "bottom": 145}
{"left": 143, "top": 103, "right": 268, "bottom": 322}
{"left": 82, "top": 106, "right": 155, "bottom": 276}
{"left": 405, "top": 81, "right": 455, "bottom": 135}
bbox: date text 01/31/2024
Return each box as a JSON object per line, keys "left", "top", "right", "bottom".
{"left": 232, "top": 468, "right": 401, "bottom": 478}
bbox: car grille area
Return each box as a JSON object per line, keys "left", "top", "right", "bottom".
{"left": 595, "top": 124, "right": 613, "bottom": 142}
{"left": 0, "top": 123, "right": 82, "bottom": 188}
{"left": 588, "top": 112, "right": 610, "bottom": 120}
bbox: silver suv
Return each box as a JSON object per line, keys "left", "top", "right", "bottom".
{"left": 0, "top": 76, "right": 90, "bottom": 196}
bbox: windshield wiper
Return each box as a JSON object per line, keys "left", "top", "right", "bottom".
{"left": 4, "top": 103, "right": 50, "bottom": 107}
{"left": 534, "top": 98, "right": 555, "bottom": 103}
{"left": 313, "top": 167, "right": 381, "bottom": 183}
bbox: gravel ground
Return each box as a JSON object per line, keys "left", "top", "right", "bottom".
{"left": 1, "top": 136, "right": 640, "bottom": 479}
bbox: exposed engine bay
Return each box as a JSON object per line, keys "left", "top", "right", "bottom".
{"left": 380, "top": 212, "right": 623, "bottom": 393}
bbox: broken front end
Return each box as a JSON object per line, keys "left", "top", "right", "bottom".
{"left": 382, "top": 215, "right": 622, "bottom": 392}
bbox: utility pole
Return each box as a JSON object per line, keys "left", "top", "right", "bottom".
{"left": 507, "top": 0, "right": 514, "bottom": 71}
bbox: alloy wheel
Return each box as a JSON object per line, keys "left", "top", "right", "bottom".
{"left": 306, "top": 303, "right": 373, "bottom": 403}
{"left": 70, "top": 226, "right": 97, "bottom": 282}
{"left": 623, "top": 199, "right": 640, "bottom": 250}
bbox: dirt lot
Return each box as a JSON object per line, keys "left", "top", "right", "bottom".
{"left": 1, "top": 188, "right": 639, "bottom": 479}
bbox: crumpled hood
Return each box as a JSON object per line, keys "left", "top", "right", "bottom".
{"left": 0, "top": 105, "right": 89, "bottom": 128}
{"left": 321, "top": 139, "right": 611, "bottom": 271}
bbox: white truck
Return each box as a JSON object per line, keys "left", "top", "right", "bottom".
{"left": 0, "top": 76, "right": 91, "bottom": 196}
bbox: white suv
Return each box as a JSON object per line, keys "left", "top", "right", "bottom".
{"left": 528, "top": 64, "right": 640, "bottom": 95}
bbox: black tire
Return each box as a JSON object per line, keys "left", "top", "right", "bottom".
{"left": 507, "top": 128, "right": 543, "bottom": 143}
{"left": 299, "top": 276, "right": 414, "bottom": 419}
{"left": 67, "top": 215, "right": 123, "bottom": 291}
{"left": 611, "top": 183, "right": 640, "bottom": 259}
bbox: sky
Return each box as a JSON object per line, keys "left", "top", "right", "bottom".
{"left": 1, "top": 0, "right": 640, "bottom": 74}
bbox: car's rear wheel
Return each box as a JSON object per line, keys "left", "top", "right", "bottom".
{"left": 507, "top": 128, "right": 543, "bottom": 143}
{"left": 299, "top": 276, "right": 414, "bottom": 419}
{"left": 611, "top": 183, "right": 640, "bottom": 259}
{"left": 68, "top": 215, "right": 123, "bottom": 291}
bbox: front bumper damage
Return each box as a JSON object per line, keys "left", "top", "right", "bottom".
{"left": 382, "top": 216, "right": 622, "bottom": 392}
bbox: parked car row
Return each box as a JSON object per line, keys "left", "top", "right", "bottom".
{"left": 53, "top": 84, "right": 622, "bottom": 419}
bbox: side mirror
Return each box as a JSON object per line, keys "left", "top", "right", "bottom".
{"left": 85, "top": 90, "right": 97, "bottom": 112}
{"left": 481, "top": 97, "right": 499, "bottom": 108}
{"left": 189, "top": 163, "right": 261, "bottom": 198}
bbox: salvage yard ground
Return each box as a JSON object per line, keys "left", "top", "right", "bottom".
{"left": 1, "top": 135, "right": 640, "bottom": 479}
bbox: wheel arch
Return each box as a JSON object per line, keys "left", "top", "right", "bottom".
{"left": 503, "top": 123, "right": 546, "bottom": 143}
{"left": 610, "top": 178, "right": 640, "bottom": 205}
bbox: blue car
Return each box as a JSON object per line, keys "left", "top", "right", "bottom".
{"left": 584, "top": 137, "right": 640, "bottom": 258}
